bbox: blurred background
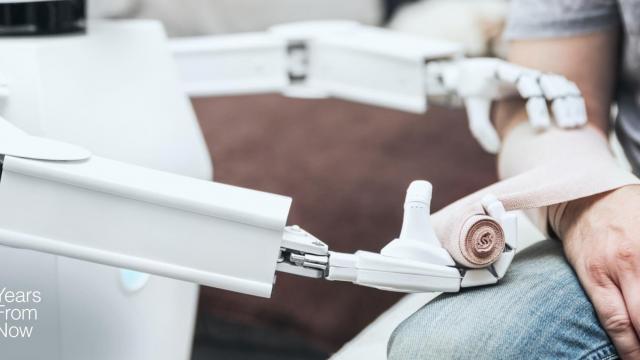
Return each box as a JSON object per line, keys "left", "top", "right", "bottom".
{"left": 90, "top": 0, "right": 508, "bottom": 358}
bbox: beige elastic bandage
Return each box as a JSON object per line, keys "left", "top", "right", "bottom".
{"left": 432, "top": 122, "right": 640, "bottom": 268}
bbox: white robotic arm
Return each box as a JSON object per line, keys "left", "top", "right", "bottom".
{"left": 170, "top": 21, "right": 587, "bottom": 153}
{"left": 0, "top": 117, "right": 514, "bottom": 297}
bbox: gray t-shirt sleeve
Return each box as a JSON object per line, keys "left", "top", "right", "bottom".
{"left": 504, "top": 0, "right": 621, "bottom": 40}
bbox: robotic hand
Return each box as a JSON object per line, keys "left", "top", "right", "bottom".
{"left": 278, "top": 181, "right": 517, "bottom": 293}
{"left": 426, "top": 58, "right": 587, "bottom": 152}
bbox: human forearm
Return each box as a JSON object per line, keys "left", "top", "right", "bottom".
{"left": 495, "top": 29, "right": 620, "bottom": 232}
{"left": 496, "top": 29, "right": 619, "bottom": 137}
{"left": 494, "top": 29, "right": 640, "bottom": 358}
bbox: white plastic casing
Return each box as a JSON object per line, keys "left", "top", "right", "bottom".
{"left": 170, "top": 32, "right": 288, "bottom": 97}
{"left": 327, "top": 251, "right": 461, "bottom": 293}
{"left": 170, "top": 21, "right": 463, "bottom": 112}
{"left": 0, "top": 155, "right": 291, "bottom": 296}
{"left": 307, "top": 26, "right": 461, "bottom": 113}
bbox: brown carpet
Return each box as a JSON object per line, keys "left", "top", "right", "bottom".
{"left": 192, "top": 94, "right": 497, "bottom": 352}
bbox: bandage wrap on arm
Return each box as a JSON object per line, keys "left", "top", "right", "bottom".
{"left": 433, "top": 123, "right": 640, "bottom": 268}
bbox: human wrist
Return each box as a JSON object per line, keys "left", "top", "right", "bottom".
{"left": 555, "top": 185, "right": 640, "bottom": 241}
{"left": 553, "top": 194, "right": 601, "bottom": 241}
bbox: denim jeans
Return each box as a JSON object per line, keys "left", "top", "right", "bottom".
{"left": 387, "top": 240, "right": 618, "bottom": 360}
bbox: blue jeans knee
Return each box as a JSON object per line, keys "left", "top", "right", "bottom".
{"left": 387, "top": 240, "right": 617, "bottom": 360}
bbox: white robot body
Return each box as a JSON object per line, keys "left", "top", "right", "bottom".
{"left": 0, "top": 21, "right": 211, "bottom": 360}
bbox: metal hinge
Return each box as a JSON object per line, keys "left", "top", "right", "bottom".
{"left": 285, "top": 41, "right": 309, "bottom": 84}
{"left": 276, "top": 225, "right": 329, "bottom": 279}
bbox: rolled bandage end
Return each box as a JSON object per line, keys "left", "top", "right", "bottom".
{"left": 459, "top": 215, "right": 505, "bottom": 267}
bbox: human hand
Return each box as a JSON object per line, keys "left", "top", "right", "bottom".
{"left": 559, "top": 185, "right": 640, "bottom": 359}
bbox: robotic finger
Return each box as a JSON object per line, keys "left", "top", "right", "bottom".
{"left": 495, "top": 63, "right": 551, "bottom": 129}
{"left": 539, "top": 75, "right": 587, "bottom": 128}
{"left": 494, "top": 63, "right": 587, "bottom": 129}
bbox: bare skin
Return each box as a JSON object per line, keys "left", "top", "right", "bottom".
{"left": 496, "top": 28, "right": 640, "bottom": 358}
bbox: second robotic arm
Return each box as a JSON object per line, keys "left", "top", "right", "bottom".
{"left": 171, "top": 21, "right": 587, "bottom": 153}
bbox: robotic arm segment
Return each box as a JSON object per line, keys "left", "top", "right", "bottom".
{"left": 270, "top": 20, "right": 360, "bottom": 98}
{"left": 0, "top": 152, "right": 291, "bottom": 298}
{"left": 326, "top": 250, "right": 462, "bottom": 293}
{"left": 169, "top": 32, "right": 289, "bottom": 97}
{"left": 171, "top": 21, "right": 463, "bottom": 112}
{"left": 170, "top": 21, "right": 587, "bottom": 153}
